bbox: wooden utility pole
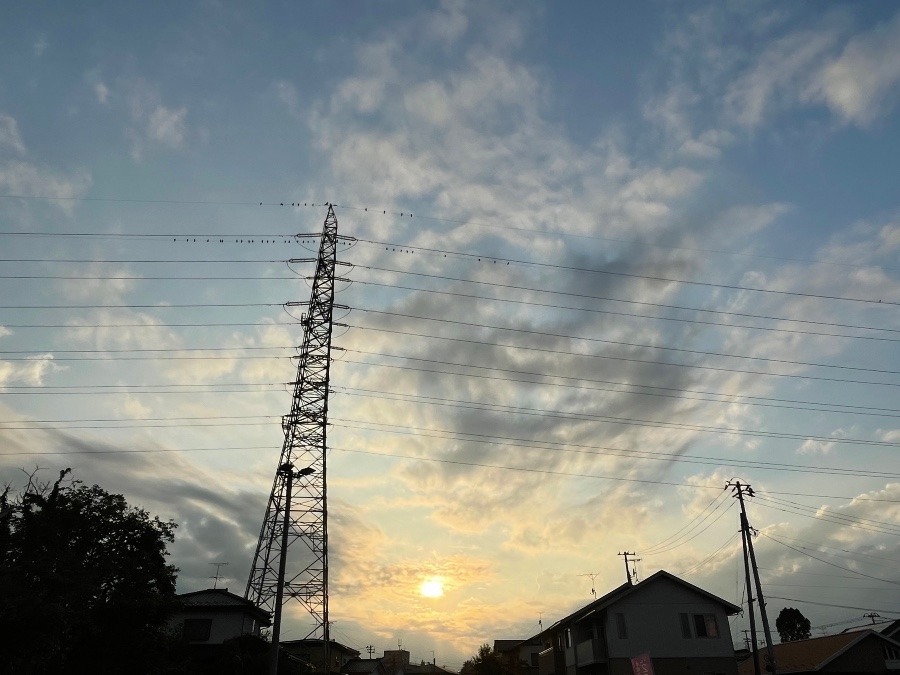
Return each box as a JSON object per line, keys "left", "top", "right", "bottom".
{"left": 729, "top": 481, "right": 777, "bottom": 674}
{"left": 618, "top": 552, "right": 639, "bottom": 585}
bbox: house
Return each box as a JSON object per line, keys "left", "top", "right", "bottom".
{"left": 168, "top": 588, "right": 271, "bottom": 644}
{"left": 280, "top": 638, "right": 361, "bottom": 674}
{"left": 345, "top": 657, "right": 389, "bottom": 675}
{"left": 495, "top": 637, "right": 543, "bottom": 675}
{"left": 737, "top": 630, "right": 900, "bottom": 674}
{"left": 533, "top": 570, "right": 741, "bottom": 675}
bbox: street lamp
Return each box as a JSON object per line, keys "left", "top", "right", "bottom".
{"left": 270, "top": 463, "right": 315, "bottom": 675}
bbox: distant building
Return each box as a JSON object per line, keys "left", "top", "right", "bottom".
{"left": 343, "top": 648, "right": 455, "bottom": 675}
{"left": 530, "top": 570, "right": 741, "bottom": 675}
{"left": 168, "top": 588, "right": 270, "bottom": 644}
{"left": 737, "top": 630, "right": 900, "bottom": 674}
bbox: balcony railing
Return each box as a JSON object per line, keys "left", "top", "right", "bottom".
{"left": 570, "top": 638, "right": 607, "bottom": 667}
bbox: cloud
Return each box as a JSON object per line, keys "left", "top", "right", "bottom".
{"left": 147, "top": 105, "right": 188, "bottom": 147}
{"left": 125, "top": 80, "right": 189, "bottom": 160}
{"left": 0, "top": 160, "right": 91, "bottom": 203}
{"left": 276, "top": 80, "right": 302, "bottom": 118}
{"left": 0, "top": 114, "right": 26, "bottom": 155}
{"left": 725, "top": 24, "right": 843, "bottom": 129}
{"left": 0, "top": 423, "right": 271, "bottom": 594}
{"left": 33, "top": 34, "right": 48, "bottom": 57}
{"left": 0, "top": 354, "right": 64, "bottom": 388}
{"left": 654, "top": 6, "right": 900, "bottom": 136}
{"left": 0, "top": 113, "right": 91, "bottom": 210}
{"left": 796, "top": 439, "right": 835, "bottom": 456}
{"left": 94, "top": 81, "right": 110, "bottom": 105}
{"left": 804, "top": 11, "right": 900, "bottom": 126}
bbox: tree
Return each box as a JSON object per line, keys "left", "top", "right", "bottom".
{"left": 776, "top": 607, "right": 811, "bottom": 643}
{"left": 0, "top": 469, "right": 181, "bottom": 674}
{"left": 461, "top": 644, "right": 507, "bottom": 675}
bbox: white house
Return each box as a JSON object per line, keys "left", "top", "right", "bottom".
{"left": 168, "top": 588, "right": 271, "bottom": 644}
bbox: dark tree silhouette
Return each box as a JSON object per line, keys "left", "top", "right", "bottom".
{"left": 461, "top": 644, "right": 507, "bottom": 675}
{"left": 0, "top": 470, "right": 181, "bottom": 674}
{"left": 776, "top": 607, "right": 812, "bottom": 643}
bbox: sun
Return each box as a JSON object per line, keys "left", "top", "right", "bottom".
{"left": 419, "top": 577, "right": 445, "bottom": 598}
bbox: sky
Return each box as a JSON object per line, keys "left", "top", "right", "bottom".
{"left": 2, "top": 0, "right": 900, "bottom": 667}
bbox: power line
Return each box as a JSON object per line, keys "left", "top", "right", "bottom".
{"left": 7, "top": 395, "right": 891, "bottom": 479}
{"left": 341, "top": 352, "right": 900, "bottom": 417}
{"left": 3, "top": 321, "right": 294, "bottom": 329}
{"left": 330, "top": 446, "right": 900, "bottom": 503}
{"left": 332, "top": 415, "right": 900, "bottom": 480}
{"left": 3, "top": 196, "right": 890, "bottom": 274}
{"left": 353, "top": 279, "right": 900, "bottom": 342}
{"left": 764, "top": 596, "right": 900, "bottom": 614}
{"left": 642, "top": 499, "right": 735, "bottom": 556}
{"left": 348, "top": 328, "right": 900, "bottom": 388}
{"left": 0, "top": 445, "right": 274, "bottom": 456}
{"left": 0, "top": 274, "right": 303, "bottom": 280}
{"left": 642, "top": 491, "right": 731, "bottom": 554}
{"left": 762, "top": 533, "right": 900, "bottom": 568}
{"left": 762, "top": 534, "right": 900, "bottom": 584}
{"left": 359, "top": 258, "right": 898, "bottom": 306}
{"left": 678, "top": 532, "right": 742, "bottom": 577}
{"left": 334, "top": 387, "right": 900, "bottom": 449}
{"left": 353, "top": 308, "right": 900, "bottom": 376}
{"left": 752, "top": 495, "right": 900, "bottom": 534}
{"left": 0, "top": 258, "right": 291, "bottom": 263}
{"left": 8, "top": 346, "right": 900, "bottom": 419}
{"left": 8, "top": 308, "right": 897, "bottom": 376}
{"left": 0, "top": 302, "right": 279, "bottom": 309}
{"left": 1, "top": 427, "right": 895, "bottom": 504}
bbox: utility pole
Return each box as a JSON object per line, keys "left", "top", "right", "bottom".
{"left": 741, "top": 517, "right": 760, "bottom": 675}
{"left": 366, "top": 646, "right": 375, "bottom": 659}
{"left": 618, "top": 552, "right": 639, "bottom": 585}
{"left": 245, "top": 205, "right": 353, "bottom": 675}
{"left": 728, "top": 481, "right": 777, "bottom": 674}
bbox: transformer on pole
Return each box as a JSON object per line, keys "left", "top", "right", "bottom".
{"left": 246, "top": 204, "right": 352, "bottom": 665}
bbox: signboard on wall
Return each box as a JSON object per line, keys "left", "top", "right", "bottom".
{"left": 630, "top": 653, "right": 655, "bottom": 675}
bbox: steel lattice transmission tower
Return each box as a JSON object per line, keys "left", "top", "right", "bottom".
{"left": 246, "top": 204, "right": 352, "bottom": 644}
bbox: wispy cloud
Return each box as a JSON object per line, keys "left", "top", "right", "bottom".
{"left": 125, "top": 80, "right": 189, "bottom": 161}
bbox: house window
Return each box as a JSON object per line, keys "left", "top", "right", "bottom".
{"left": 564, "top": 628, "right": 573, "bottom": 648}
{"left": 183, "top": 618, "right": 212, "bottom": 642}
{"left": 884, "top": 644, "right": 900, "bottom": 660}
{"left": 616, "top": 613, "right": 628, "bottom": 639}
{"left": 680, "top": 613, "right": 692, "bottom": 638}
{"left": 693, "top": 613, "right": 719, "bottom": 638}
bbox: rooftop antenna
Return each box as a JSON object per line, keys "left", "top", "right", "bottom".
{"left": 209, "top": 561, "right": 229, "bottom": 589}
{"left": 578, "top": 572, "right": 600, "bottom": 599}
